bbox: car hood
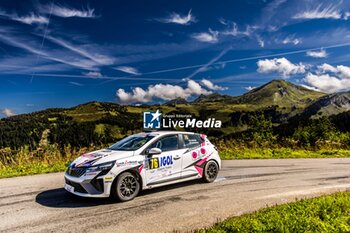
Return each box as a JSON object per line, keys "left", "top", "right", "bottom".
{"left": 72, "top": 149, "right": 134, "bottom": 167}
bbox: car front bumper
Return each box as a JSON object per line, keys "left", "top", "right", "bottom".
{"left": 64, "top": 171, "right": 113, "bottom": 198}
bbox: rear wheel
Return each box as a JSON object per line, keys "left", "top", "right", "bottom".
{"left": 111, "top": 172, "right": 140, "bottom": 202}
{"left": 202, "top": 160, "right": 219, "bottom": 183}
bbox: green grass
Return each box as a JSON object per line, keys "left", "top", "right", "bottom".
{"left": 200, "top": 192, "right": 350, "bottom": 233}
{"left": 0, "top": 161, "right": 69, "bottom": 178}
{"left": 0, "top": 144, "right": 101, "bottom": 178}
{"left": 220, "top": 148, "right": 350, "bottom": 159}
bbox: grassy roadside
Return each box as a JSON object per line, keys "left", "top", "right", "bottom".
{"left": 1, "top": 147, "right": 350, "bottom": 178}
{"left": 0, "top": 145, "right": 97, "bottom": 178}
{"left": 0, "top": 161, "right": 69, "bottom": 178}
{"left": 199, "top": 192, "right": 350, "bottom": 232}
{"left": 220, "top": 148, "right": 350, "bottom": 159}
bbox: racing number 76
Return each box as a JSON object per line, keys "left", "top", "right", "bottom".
{"left": 149, "top": 158, "right": 159, "bottom": 169}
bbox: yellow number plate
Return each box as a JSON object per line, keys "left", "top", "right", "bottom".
{"left": 149, "top": 158, "right": 159, "bottom": 169}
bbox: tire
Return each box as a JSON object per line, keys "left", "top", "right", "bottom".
{"left": 111, "top": 172, "right": 140, "bottom": 202}
{"left": 202, "top": 160, "right": 219, "bottom": 183}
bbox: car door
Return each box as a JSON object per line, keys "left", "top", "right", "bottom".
{"left": 144, "top": 134, "right": 186, "bottom": 186}
{"left": 180, "top": 134, "right": 205, "bottom": 178}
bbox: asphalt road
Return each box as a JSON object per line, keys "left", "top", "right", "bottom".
{"left": 1, "top": 158, "right": 350, "bottom": 233}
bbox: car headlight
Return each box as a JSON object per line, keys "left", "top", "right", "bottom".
{"left": 85, "top": 161, "right": 115, "bottom": 173}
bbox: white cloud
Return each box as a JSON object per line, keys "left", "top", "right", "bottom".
{"left": 222, "top": 22, "right": 242, "bottom": 36}
{"left": 317, "top": 63, "right": 338, "bottom": 73}
{"left": 114, "top": 66, "right": 140, "bottom": 75}
{"left": 336, "top": 65, "right": 350, "bottom": 79}
{"left": 257, "top": 57, "right": 306, "bottom": 78}
{"left": 257, "top": 36, "right": 265, "bottom": 48}
{"left": 303, "top": 73, "right": 350, "bottom": 93}
{"left": 1, "top": 108, "right": 16, "bottom": 117}
{"left": 306, "top": 49, "right": 328, "bottom": 58}
{"left": 293, "top": 5, "right": 342, "bottom": 20}
{"left": 158, "top": 9, "right": 196, "bottom": 25}
{"left": 200, "top": 79, "right": 227, "bottom": 91}
{"left": 300, "top": 84, "right": 320, "bottom": 92}
{"left": 13, "top": 13, "right": 48, "bottom": 25}
{"left": 304, "top": 63, "right": 350, "bottom": 92}
{"left": 116, "top": 80, "right": 212, "bottom": 104}
{"left": 344, "top": 12, "right": 350, "bottom": 20}
{"left": 218, "top": 18, "right": 229, "bottom": 26}
{"left": 316, "top": 63, "right": 350, "bottom": 79}
{"left": 83, "top": 71, "right": 102, "bottom": 78}
{"left": 282, "top": 36, "right": 301, "bottom": 45}
{"left": 187, "top": 80, "right": 211, "bottom": 95}
{"left": 42, "top": 4, "right": 96, "bottom": 18}
{"left": 117, "top": 88, "right": 149, "bottom": 104}
{"left": 0, "top": 10, "right": 48, "bottom": 25}
{"left": 192, "top": 28, "right": 219, "bottom": 43}
{"left": 245, "top": 86, "right": 256, "bottom": 91}
{"left": 220, "top": 20, "right": 254, "bottom": 37}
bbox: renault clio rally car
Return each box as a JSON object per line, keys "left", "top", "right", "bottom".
{"left": 64, "top": 131, "right": 221, "bottom": 202}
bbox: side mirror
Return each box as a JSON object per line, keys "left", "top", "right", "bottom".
{"left": 148, "top": 148, "right": 162, "bottom": 156}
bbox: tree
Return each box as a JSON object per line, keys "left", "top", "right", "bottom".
{"left": 293, "top": 117, "right": 336, "bottom": 147}
{"left": 247, "top": 113, "right": 276, "bottom": 145}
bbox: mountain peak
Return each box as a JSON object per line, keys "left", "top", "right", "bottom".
{"left": 165, "top": 97, "right": 188, "bottom": 105}
{"left": 192, "top": 93, "right": 234, "bottom": 103}
{"left": 250, "top": 79, "right": 303, "bottom": 91}
{"left": 240, "top": 79, "right": 325, "bottom": 107}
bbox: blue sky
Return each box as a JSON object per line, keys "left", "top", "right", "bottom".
{"left": 1, "top": 0, "right": 350, "bottom": 116}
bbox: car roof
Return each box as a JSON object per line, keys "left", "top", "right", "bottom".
{"left": 140, "top": 130, "right": 196, "bottom": 137}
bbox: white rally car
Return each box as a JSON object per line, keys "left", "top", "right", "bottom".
{"left": 64, "top": 131, "right": 221, "bottom": 202}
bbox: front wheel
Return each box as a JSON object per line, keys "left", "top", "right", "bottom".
{"left": 111, "top": 172, "right": 140, "bottom": 202}
{"left": 202, "top": 160, "right": 219, "bottom": 183}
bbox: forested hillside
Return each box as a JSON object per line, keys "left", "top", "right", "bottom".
{"left": 1, "top": 80, "right": 349, "bottom": 151}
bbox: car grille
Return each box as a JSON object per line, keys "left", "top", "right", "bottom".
{"left": 66, "top": 167, "right": 87, "bottom": 177}
{"left": 65, "top": 178, "right": 88, "bottom": 193}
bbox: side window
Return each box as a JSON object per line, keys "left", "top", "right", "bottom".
{"left": 183, "top": 134, "right": 201, "bottom": 149}
{"left": 149, "top": 135, "right": 179, "bottom": 152}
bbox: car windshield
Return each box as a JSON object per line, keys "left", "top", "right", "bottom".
{"left": 108, "top": 134, "right": 155, "bottom": 151}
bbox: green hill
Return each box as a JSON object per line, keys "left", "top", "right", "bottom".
{"left": 238, "top": 80, "right": 325, "bottom": 108}
{"left": 0, "top": 79, "right": 348, "bottom": 150}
